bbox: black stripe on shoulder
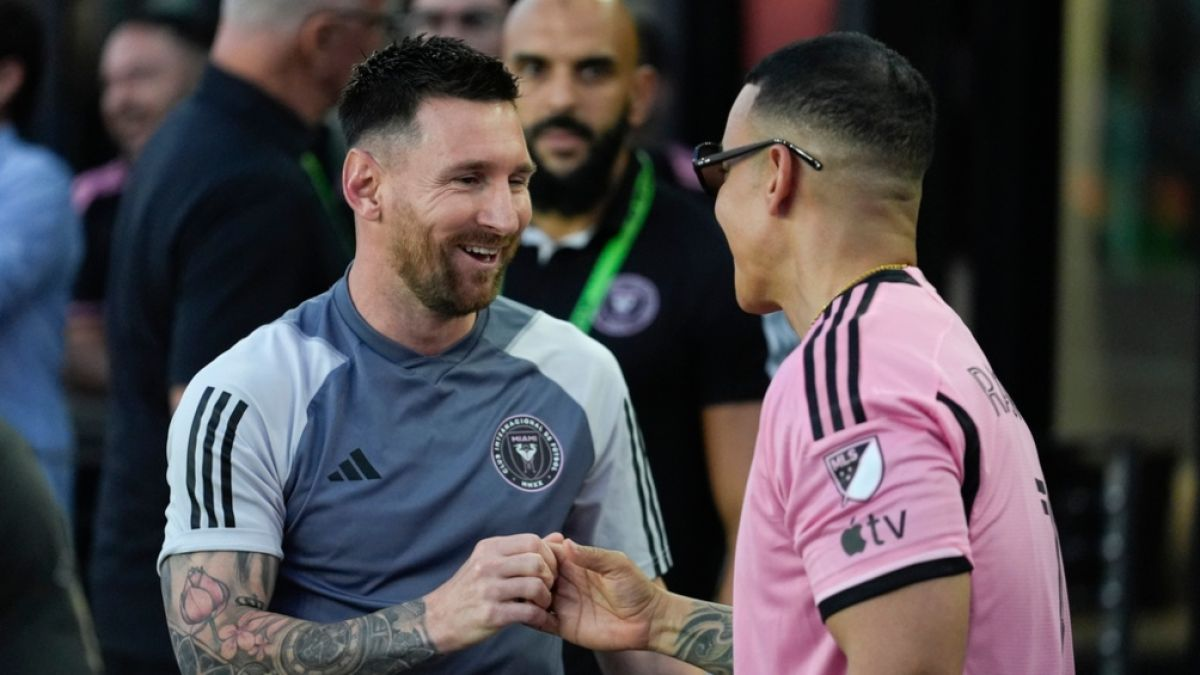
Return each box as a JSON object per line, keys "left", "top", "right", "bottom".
{"left": 824, "top": 295, "right": 852, "bottom": 433}
{"left": 220, "top": 400, "right": 249, "bottom": 528}
{"left": 803, "top": 308, "right": 833, "bottom": 441}
{"left": 634, "top": 421, "right": 671, "bottom": 575}
{"left": 202, "top": 391, "right": 232, "bottom": 528}
{"left": 937, "top": 393, "right": 981, "bottom": 524}
{"left": 187, "top": 387, "right": 216, "bottom": 530}
{"left": 818, "top": 556, "right": 973, "bottom": 622}
{"left": 846, "top": 281, "right": 882, "bottom": 425}
{"left": 623, "top": 399, "right": 665, "bottom": 573}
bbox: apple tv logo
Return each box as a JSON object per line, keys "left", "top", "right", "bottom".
{"left": 840, "top": 510, "right": 908, "bottom": 556}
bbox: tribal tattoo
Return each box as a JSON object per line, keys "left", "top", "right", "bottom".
{"left": 672, "top": 600, "right": 733, "bottom": 675}
{"left": 162, "top": 552, "right": 439, "bottom": 674}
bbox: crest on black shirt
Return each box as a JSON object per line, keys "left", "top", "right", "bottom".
{"left": 594, "top": 273, "right": 660, "bottom": 337}
{"left": 491, "top": 415, "right": 562, "bottom": 492}
{"left": 823, "top": 436, "right": 885, "bottom": 505}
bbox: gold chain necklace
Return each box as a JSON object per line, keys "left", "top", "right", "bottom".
{"left": 810, "top": 263, "right": 910, "bottom": 326}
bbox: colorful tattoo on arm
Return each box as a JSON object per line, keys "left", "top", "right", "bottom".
{"left": 162, "top": 552, "right": 439, "bottom": 674}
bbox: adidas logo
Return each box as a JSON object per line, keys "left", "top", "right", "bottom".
{"left": 328, "top": 449, "right": 381, "bottom": 482}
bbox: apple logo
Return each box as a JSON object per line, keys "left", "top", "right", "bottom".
{"left": 841, "top": 518, "right": 867, "bottom": 556}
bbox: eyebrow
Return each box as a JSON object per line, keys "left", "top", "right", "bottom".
{"left": 575, "top": 56, "right": 616, "bottom": 72}
{"left": 509, "top": 53, "right": 546, "bottom": 67}
{"left": 508, "top": 53, "right": 618, "bottom": 72}
{"left": 443, "top": 160, "right": 537, "bottom": 176}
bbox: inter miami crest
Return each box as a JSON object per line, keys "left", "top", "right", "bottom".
{"left": 823, "top": 436, "right": 885, "bottom": 505}
{"left": 491, "top": 415, "right": 562, "bottom": 492}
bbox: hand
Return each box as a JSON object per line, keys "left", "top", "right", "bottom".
{"left": 423, "top": 534, "right": 559, "bottom": 652}
{"left": 543, "top": 537, "right": 664, "bottom": 652}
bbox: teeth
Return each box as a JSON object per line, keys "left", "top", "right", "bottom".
{"left": 463, "top": 246, "right": 498, "bottom": 256}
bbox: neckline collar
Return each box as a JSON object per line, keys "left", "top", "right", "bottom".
{"left": 197, "top": 63, "right": 314, "bottom": 157}
{"left": 332, "top": 274, "right": 490, "bottom": 369}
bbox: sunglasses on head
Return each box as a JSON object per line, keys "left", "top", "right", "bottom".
{"left": 691, "top": 139, "right": 823, "bottom": 196}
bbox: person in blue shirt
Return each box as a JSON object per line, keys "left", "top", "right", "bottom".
{"left": 0, "top": 1, "right": 82, "bottom": 516}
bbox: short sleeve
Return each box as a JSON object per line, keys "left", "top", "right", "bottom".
{"left": 168, "top": 173, "right": 340, "bottom": 385}
{"left": 561, "top": 367, "right": 672, "bottom": 580}
{"left": 782, "top": 387, "right": 973, "bottom": 621}
{"left": 158, "top": 379, "right": 286, "bottom": 572}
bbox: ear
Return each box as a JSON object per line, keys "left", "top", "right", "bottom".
{"left": 0, "top": 59, "right": 26, "bottom": 116}
{"left": 626, "top": 64, "right": 658, "bottom": 129}
{"left": 343, "top": 148, "right": 384, "bottom": 222}
{"left": 765, "top": 144, "right": 798, "bottom": 217}
{"left": 296, "top": 12, "right": 336, "bottom": 63}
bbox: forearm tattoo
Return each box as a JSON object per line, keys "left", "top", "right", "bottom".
{"left": 162, "top": 553, "right": 438, "bottom": 674}
{"left": 672, "top": 600, "right": 733, "bottom": 675}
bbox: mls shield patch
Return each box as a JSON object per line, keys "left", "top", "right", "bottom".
{"left": 823, "top": 436, "right": 885, "bottom": 504}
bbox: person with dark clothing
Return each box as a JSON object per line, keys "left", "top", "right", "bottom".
{"left": 0, "top": 419, "right": 102, "bottom": 675}
{"left": 89, "top": 1, "right": 389, "bottom": 671}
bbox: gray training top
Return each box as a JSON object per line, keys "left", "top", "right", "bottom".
{"left": 159, "top": 275, "right": 671, "bottom": 673}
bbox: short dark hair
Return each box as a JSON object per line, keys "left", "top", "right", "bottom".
{"left": 338, "top": 35, "right": 519, "bottom": 146}
{"left": 746, "top": 32, "right": 936, "bottom": 179}
{"left": 117, "top": 9, "right": 217, "bottom": 54}
{"left": 0, "top": 1, "right": 44, "bottom": 127}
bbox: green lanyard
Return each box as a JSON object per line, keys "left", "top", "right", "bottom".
{"left": 568, "top": 150, "right": 656, "bottom": 333}
{"left": 300, "top": 151, "right": 355, "bottom": 257}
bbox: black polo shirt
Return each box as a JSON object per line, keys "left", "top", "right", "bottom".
{"left": 92, "top": 64, "right": 348, "bottom": 664}
{"left": 504, "top": 155, "right": 769, "bottom": 600}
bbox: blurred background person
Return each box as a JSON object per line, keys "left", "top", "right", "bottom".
{"left": 89, "top": 1, "right": 391, "bottom": 671}
{"left": 66, "top": 6, "right": 212, "bottom": 602}
{"left": 501, "top": 0, "right": 768, "bottom": 669}
{"left": 0, "top": 418, "right": 102, "bottom": 675}
{"left": 404, "top": 0, "right": 512, "bottom": 56}
{"left": 0, "top": 0, "right": 82, "bottom": 517}
{"left": 67, "top": 10, "right": 211, "bottom": 395}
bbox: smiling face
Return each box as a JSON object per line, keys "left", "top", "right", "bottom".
{"left": 375, "top": 96, "right": 535, "bottom": 316}
{"left": 712, "top": 84, "right": 786, "bottom": 315}
{"left": 99, "top": 22, "right": 204, "bottom": 160}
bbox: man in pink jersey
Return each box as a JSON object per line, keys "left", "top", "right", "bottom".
{"left": 539, "top": 32, "right": 1074, "bottom": 675}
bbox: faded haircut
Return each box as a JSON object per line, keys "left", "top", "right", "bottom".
{"left": 746, "top": 32, "right": 936, "bottom": 180}
{"left": 337, "top": 34, "right": 518, "bottom": 146}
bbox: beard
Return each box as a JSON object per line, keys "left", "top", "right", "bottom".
{"left": 389, "top": 205, "right": 520, "bottom": 318}
{"left": 526, "top": 112, "right": 631, "bottom": 217}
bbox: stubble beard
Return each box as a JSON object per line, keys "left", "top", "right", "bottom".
{"left": 526, "top": 111, "right": 631, "bottom": 217}
{"left": 391, "top": 223, "right": 517, "bottom": 318}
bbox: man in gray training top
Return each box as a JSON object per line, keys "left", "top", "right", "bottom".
{"left": 158, "top": 36, "right": 698, "bottom": 674}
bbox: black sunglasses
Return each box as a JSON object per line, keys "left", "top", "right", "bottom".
{"left": 692, "top": 139, "right": 823, "bottom": 196}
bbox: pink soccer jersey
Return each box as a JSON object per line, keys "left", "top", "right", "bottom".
{"left": 734, "top": 267, "right": 1073, "bottom": 674}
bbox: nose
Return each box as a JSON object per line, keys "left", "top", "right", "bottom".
{"left": 102, "top": 81, "right": 132, "bottom": 116}
{"left": 477, "top": 182, "right": 525, "bottom": 237}
{"left": 543, "top": 67, "right": 577, "bottom": 114}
